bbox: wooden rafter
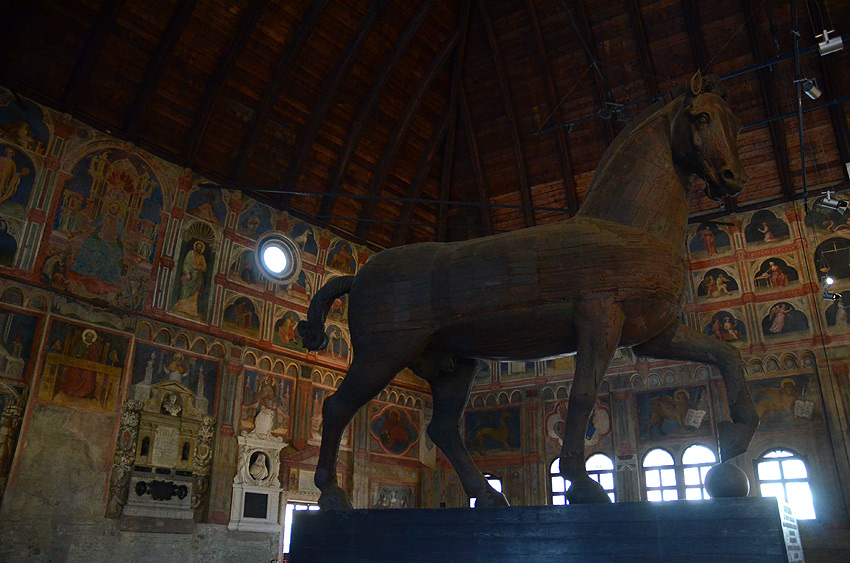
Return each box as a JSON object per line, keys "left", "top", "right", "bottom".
{"left": 353, "top": 28, "right": 459, "bottom": 241}
{"left": 317, "top": 0, "right": 438, "bottom": 224}
{"left": 459, "top": 82, "right": 493, "bottom": 236}
{"left": 436, "top": 110, "right": 458, "bottom": 242}
{"left": 436, "top": 0, "right": 472, "bottom": 242}
{"left": 741, "top": 0, "right": 794, "bottom": 201}
{"left": 230, "top": 0, "right": 330, "bottom": 181}
{"left": 480, "top": 2, "right": 534, "bottom": 227}
{"left": 276, "top": 0, "right": 389, "bottom": 209}
{"left": 526, "top": 0, "right": 578, "bottom": 215}
{"left": 568, "top": 0, "right": 615, "bottom": 145}
{"left": 391, "top": 103, "right": 452, "bottom": 246}
{"left": 123, "top": 0, "right": 197, "bottom": 136}
{"left": 624, "top": 0, "right": 660, "bottom": 97}
{"left": 182, "top": 0, "right": 267, "bottom": 165}
{"left": 61, "top": 0, "right": 125, "bottom": 113}
{"left": 817, "top": 57, "right": 850, "bottom": 173}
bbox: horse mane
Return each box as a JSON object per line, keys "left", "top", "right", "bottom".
{"left": 592, "top": 74, "right": 727, "bottom": 182}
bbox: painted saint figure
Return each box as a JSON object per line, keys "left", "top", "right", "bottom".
{"left": 758, "top": 222, "right": 776, "bottom": 242}
{"left": 70, "top": 201, "right": 125, "bottom": 286}
{"left": 60, "top": 329, "right": 100, "bottom": 399}
{"left": 698, "top": 226, "right": 717, "bottom": 256}
{"left": 768, "top": 303, "right": 790, "bottom": 333}
{"left": 172, "top": 240, "right": 208, "bottom": 319}
{"left": 0, "top": 147, "right": 29, "bottom": 205}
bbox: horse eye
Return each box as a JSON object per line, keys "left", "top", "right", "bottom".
{"left": 697, "top": 114, "right": 710, "bottom": 124}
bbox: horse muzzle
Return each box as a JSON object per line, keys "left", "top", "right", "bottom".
{"left": 706, "top": 165, "right": 747, "bottom": 200}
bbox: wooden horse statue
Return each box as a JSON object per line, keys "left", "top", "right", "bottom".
{"left": 298, "top": 71, "right": 759, "bottom": 510}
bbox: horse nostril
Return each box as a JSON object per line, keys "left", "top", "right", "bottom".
{"left": 722, "top": 169, "right": 735, "bottom": 181}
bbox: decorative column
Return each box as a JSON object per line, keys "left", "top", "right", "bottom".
{"left": 192, "top": 415, "right": 216, "bottom": 522}
{"left": 105, "top": 399, "right": 143, "bottom": 518}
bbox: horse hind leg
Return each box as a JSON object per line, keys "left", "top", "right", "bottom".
{"left": 418, "top": 356, "right": 508, "bottom": 508}
{"left": 315, "top": 337, "right": 426, "bottom": 510}
{"left": 561, "top": 297, "right": 624, "bottom": 504}
{"left": 634, "top": 323, "right": 758, "bottom": 462}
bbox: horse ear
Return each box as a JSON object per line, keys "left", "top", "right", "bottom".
{"left": 689, "top": 70, "right": 703, "bottom": 97}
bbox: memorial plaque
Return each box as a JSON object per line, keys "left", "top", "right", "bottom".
{"left": 151, "top": 426, "right": 179, "bottom": 467}
{"left": 243, "top": 492, "right": 268, "bottom": 519}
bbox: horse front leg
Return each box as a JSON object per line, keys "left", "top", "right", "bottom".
{"left": 561, "top": 297, "right": 624, "bottom": 504}
{"left": 634, "top": 322, "right": 759, "bottom": 462}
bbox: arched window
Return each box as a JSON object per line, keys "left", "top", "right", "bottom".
{"left": 643, "top": 448, "right": 677, "bottom": 501}
{"left": 470, "top": 473, "right": 503, "bottom": 507}
{"left": 550, "top": 455, "right": 617, "bottom": 505}
{"left": 682, "top": 445, "right": 716, "bottom": 500}
{"left": 586, "top": 453, "right": 616, "bottom": 502}
{"left": 755, "top": 449, "right": 816, "bottom": 520}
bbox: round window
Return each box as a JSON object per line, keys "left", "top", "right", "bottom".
{"left": 256, "top": 233, "right": 301, "bottom": 283}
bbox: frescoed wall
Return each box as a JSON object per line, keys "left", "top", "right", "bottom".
{"left": 1, "top": 88, "right": 850, "bottom": 562}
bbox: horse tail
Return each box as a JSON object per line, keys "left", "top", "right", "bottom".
{"left": 297, "top": 276, "right": 354, "bottom": 351}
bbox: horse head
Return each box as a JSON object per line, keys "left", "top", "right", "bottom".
{"left": 672, "top": 71, "right": 748, "bottom": 201}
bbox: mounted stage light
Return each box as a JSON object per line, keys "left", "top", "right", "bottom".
{"left": 819, "top": 191, "right": 848, "bottom": 215}
{"left": 822, "top": 276, "right": 841, "bottom": 301}
{"left": 803, "top": 79, "right": 822, "bottom": 100}
{"left": 818, "top": 29, "right": 843, "bottom": 56}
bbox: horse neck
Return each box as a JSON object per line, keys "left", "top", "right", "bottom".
{"left": 577, "top": 103, "right": 691, "bottom": 251}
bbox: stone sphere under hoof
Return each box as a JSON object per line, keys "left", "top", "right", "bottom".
{"left": 705, "top": 462, "right": 750, "bottom": 498}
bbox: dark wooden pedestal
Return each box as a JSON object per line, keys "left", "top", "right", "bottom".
{"left": 288, "top": 497, "right": 802, "bottom": 563}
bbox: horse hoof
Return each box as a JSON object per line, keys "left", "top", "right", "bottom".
{"left": 318, "top": 485, "right": 354, "bottom": 511}
{"left": 717, "top": 421, "right": 753, "bottom": 462}
{"left": 705, "top": 462, "right": 749, "bottom": 498}
{"left": 566, "top": 478, "right": 611, "bottom": 504}
{"left": 474, "top": 491, "right": 510, "bottom": 508}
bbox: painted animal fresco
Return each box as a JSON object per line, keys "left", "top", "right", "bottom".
{"left": 749, "top": 374, "right": 817, "bottom": 430}
{"left": 805, "top": 194, "right": 850, "bottom": 234}
{"left": 636, "top": 385, "right": 712, "bottom": 442}
{"left": 298, "top": 73, "right": 758, "bottom": 509}
{"left": 465, "top": 407, "right": 521, "bottom": 455}
{"left": 326, "top": 241, "right": 356, "bottom": 274}
{"left": 0, "top": 99, "right": 49, "bottom": 156}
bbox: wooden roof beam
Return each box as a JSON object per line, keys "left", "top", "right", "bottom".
{"left": 817, "top": 57, "right": 850, "bottom": 174}
{"left": 123, "top": 0, "right": 197, "bottom": 136}
{"left": 61, "top": 0, "right": 125, "bottom": 113}
{"left": 526, "top": 0, "right": 578, "bottom": 215}
{"left": 391, "top": 103, "right": 452, "bottom": 246}
{"left": 741, "top": 0, "right": 794, "bottom": 201}
{"left": 624, "top": 0, "right": 660, "bottom": 97}
{"left": 459, "top": 82, "right": 493, "bottom": 236}
{"left": 317, "top": 0, "right": 438, "bottom": 224}
{"left": 182, "top": 0, "right": 267, "bottom": 165}
{"left": 230, "top": 0, "right": 330, "bottom": 181}
{"left": 567, "top": 0, "right": 615, "bottom": 146}
{"left": 353, "top": 28, "right": 459, "bottom": 241}
{"left": 480, "top": 2, "right": 534, "bottom": 227}
{"left": 276, "top": 0, "right": 389, "bottom": 209}
{"left": 436, "top": 0, "right": 472, "bottom": 242}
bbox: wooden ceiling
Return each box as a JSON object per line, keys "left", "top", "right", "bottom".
{"left": 1, "top": 0, "right": 849, "bottom": 249}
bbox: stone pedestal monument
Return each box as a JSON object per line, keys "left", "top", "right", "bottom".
{"left": 228, "top": 405, "right": 287, "bottom": 533}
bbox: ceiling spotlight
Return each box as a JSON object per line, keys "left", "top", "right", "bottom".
{"left": 820, "top": 191, "right": 848, "bottom": 215}
{"left": 803, "top": 79, "right": 822, "bottom": 100}
{"left": 819, "top": 29, "right": 843, "bottom": 56}
{"left": 824, "top": 276, "right": 835, "bottom": 287}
